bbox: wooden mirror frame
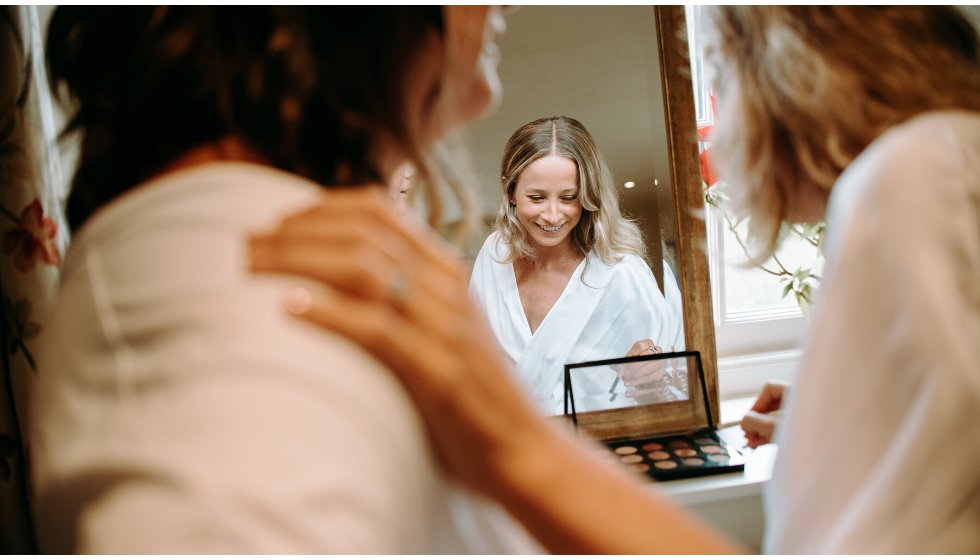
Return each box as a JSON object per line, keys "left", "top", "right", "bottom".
{"left": 456, "top": 6, "right": 720, "bottom": 422}
{"left": 655, "top": 6, "right": 720, "bottom": 421}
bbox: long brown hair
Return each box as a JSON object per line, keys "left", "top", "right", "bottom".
{"left": 47, "top": 6, "right": 464, "bottom": 233}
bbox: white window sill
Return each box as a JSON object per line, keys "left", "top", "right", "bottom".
{"left": 719, "top": 395, "right": 757, "bottom": 428}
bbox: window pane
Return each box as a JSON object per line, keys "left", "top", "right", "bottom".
{"left": 722, "top": 218, "right": 823, "bottom": 314}
{"left": 685, "top": 5, "right": 711, "bottom": 125}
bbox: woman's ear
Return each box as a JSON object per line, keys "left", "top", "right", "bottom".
{"left": 441, "top": 6, "right": 503, "bottom": 126}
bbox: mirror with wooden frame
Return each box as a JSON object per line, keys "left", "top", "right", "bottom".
{"left": 459, "top": 6, "right": 719, "bottom": 421}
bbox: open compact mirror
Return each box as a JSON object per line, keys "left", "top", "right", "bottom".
{"left": 564, "top": 351, "right": 744, "bottom": 481}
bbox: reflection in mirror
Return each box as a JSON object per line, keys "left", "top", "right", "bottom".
{"left": 567, "top": 352, "right": 690, "bottom": 414}
{"left": 463, "top": 6, "right": 688, "bottom": 414}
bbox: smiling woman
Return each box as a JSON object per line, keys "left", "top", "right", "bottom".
{"left": 511, "top": 155, "right": 583, "bottom": 254}
{"left": 470, "top": 116, "right": 685, "bottom": 414}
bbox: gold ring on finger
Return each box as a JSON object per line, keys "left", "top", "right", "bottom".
{"left": 386, "top": 269, "right": 412, "bottom": 310}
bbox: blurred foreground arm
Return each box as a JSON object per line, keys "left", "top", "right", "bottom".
{"left": 249, "top": 189, "right": 739, "bottom": 554}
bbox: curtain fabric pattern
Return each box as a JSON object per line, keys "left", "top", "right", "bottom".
{"left": 0, "top": 6, "right": 70, "bottom": 553}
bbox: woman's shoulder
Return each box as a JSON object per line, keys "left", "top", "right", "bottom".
{"left": 476, "top": 230, "right": 508, "bottom": 260}
{"left": 61, "top": 163, "right": 323, "bottom": 278}
{"left": 894, "top": 109, "right": 980, "bottom": 140}
{"left": 829, "top": 110, "right": 980, "bottom": 226}
{"left": 585, "top": 251, "right": 655, "bottom": 285}
{"left": 481, "top": 229, "right": 502, "bottom": 247}
{"left": 597, "top": 251, "right": 650, "bottom": 270}
{"left": 848, "top": 110, "right": 980, "bottom": 188}
{"left": 70, "top": 163, "right": 322, "bottom": 246}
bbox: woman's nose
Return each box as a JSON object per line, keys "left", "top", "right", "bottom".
{"left": 542, "top": 200, "right": 561, "bottom": 221}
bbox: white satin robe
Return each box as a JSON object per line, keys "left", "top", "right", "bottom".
{"left": 470, "top": 232, "right": 684, "bottom": 415}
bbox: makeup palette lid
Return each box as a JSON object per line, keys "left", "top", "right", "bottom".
{"left": 563, "top": 351, "right": 715, "bottom": 441}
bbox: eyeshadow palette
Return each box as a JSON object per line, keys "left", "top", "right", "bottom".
{"left": 604, "top": 429, "right": 743, "bottom": 481}
{"left": 564, "top": 350, "right": 744, "bottom": 482}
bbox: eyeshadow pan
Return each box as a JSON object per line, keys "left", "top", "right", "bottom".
{"left": 628, "top": 463, "right": 651, "bottom": 473}
{"left": 614, "top": 446, "right": 638, "bottom": 455}
{"left": 641, "top": 443, "right": 664, "bottom": 452}
{"left": 699, "top": 445, "right": 723, "bottom": 454}
{"left": 674, "top": 448, "right": 697, "bottom": 457}
{"left": 653, "top": 460, "right": 678, "bottom": 470}
{"left": 667, "top": 440, "right": 691, "bottom": 449}
{"left": 682, "top": 458, "right": 705, "bottom": 466}
{"left": 620, "top": 454, "right": 644, "bottom": 464}
{"left": 647, "top": 451, "right": 670, "bottom": 460}
{"left": 709, "top": 453, "right": 730, "bottom": 464}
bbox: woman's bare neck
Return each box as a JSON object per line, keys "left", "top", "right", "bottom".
{"left": 520, "top": 241, "right": 583, "bottom": 271}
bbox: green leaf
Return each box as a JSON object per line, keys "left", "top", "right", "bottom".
{"left": 800, "top": 223, "right": 821, "bottom": 237}
{"left": 800, "top": 283, "right": 812, "bottom": 299}
{"left": 796, "top": 294, "right": 811, "bottom": 317}
{"left": 781, "top": 282, "right": 795, "bottom": 298}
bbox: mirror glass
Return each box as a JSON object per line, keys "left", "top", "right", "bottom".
{"left": 461, "top": 6, "right": 693, "bottom": 414}
{"left": 464, "top": 6, "right": 678, "bottom": 284}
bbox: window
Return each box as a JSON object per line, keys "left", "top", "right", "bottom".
{"left": 685, "top": 6, "right": 821, "bottom": 396}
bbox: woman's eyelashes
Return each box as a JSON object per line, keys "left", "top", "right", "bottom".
{"left": 526, "top": 194, "right": 578, "bottom": 202}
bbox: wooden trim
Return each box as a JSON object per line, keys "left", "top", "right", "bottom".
{"left": 655, "top": 6, "right": 721, "bottom": 423}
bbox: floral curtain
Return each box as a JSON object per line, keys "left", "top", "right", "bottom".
{"left": 0, "top": 6, "right": 70, "bottom": 553}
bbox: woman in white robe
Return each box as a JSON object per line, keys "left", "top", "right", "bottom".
{"left": 469, "top": 116, "right": 684, "bottom": 414}
{"left": 471, "top": 232, "right": 684, "bottom": 414}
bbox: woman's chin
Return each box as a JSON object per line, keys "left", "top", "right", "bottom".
{"left": 529, "top": 234, "right": 570, "bottom": 249}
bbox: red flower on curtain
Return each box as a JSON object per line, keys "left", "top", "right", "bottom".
{"left": 2, "top": 198, "right": 61, "bottom": 272}
{"left": 697, "top": 94, "right": 719, "bottom": 188}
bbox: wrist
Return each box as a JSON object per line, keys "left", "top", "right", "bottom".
{"left": 485, "top": 415, "right": 618, "bottom": 552}
{"left": 485, "top": 408, "right": 568, "bottom": 502}
{"left": 480, "top": 412, "right": 741, "bottom": 554}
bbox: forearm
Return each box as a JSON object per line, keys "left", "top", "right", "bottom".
{"left": 493, "top": 419, "right": 742, "bottom": 554}
{"left": 248, "top": 195, "right": 740, "bottom": 553}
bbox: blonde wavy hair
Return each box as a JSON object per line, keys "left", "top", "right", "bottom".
{"left": 494, "top": 116, "right": 645, "bottom": 264}
{"left": 702, "top": 6, "right": 980, "bottom": 261}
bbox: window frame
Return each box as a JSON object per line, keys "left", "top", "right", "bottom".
{"left": 685, "top": 6, "right": 804, "bottom": 396}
